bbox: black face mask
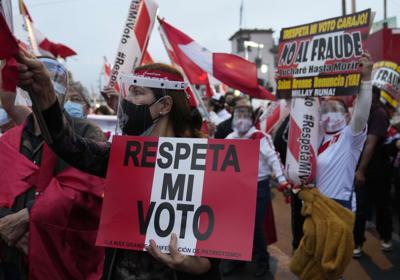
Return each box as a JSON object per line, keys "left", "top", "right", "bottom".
{"left": 120, "top": 98, "right": 160, "bottom": 136}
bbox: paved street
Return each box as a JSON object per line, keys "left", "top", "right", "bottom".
{"left": 222, "top": 188, "right": 400, "bottom": 280}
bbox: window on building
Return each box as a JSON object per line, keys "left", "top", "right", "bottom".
{"left": 237, "top": 36, "right": 250, "bottom": 53}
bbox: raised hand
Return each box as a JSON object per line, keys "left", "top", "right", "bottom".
{"left": 16, "top": 49, "right": 56, "bottom": 110}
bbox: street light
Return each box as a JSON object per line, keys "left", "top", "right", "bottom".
{"left": 261, "top": 64, "right": 268, "bottom": 74}
{"left": 244, "top": 40, "right": 264, "bottom": 49}
{"left": 244, "top": 40, "right": 264, "bottom": 60}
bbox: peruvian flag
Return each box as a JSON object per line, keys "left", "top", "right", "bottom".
{"left": 96, "top": 136, "right": 259, "bottom": 261}
{"left": 258, "top": 100, "right": 289, "bottom": 134}
{"left": 33, "top": 28, "right": 77, "bottom": 59}
{"left": 0, "top": 12, "right": 19, "bottom": 92}
{"left": 159, "top": 21, "right": 208, "bottom": 106}
{"left": 158, "top": 18, "right": 275, "bottom": 100}
{"left": 159, "top": 17, "right": 209, "bottom": 86}
{"left": 21, "top": 2, "right": 76, "bottom": 59}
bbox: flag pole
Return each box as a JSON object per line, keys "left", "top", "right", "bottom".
{"left": 19, "top": 0, "right": 40, "bottom": 56}
{"left": 341, "top": 0, "right": 346, "bottom": 16}
{"left": 18, "top": 1, "right": 54, "bottom": 144}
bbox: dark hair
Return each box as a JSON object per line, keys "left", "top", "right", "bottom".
{"left": 225, "top": 91, "right": 235, "bottom": 98}
{"left": 134, "top": 63, "right": 203, "bottom": 138}
{"left": 231, "top": 96, "right": 246, "bottom": 107}
{"left": 95, "top": 105, "right": 113, "bottom": 115}
{"left": 372, "top": 86, "right": 383, "bottom": 104}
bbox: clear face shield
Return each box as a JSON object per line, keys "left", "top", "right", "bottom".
{"left": 117, "top": 74, "right": 187, "bottom": 136}
{"left": 232, "top": 105, "right": 253, "bottom": 134}
{"left": 37, "top": 57, "right": 68, "bottom": 105}
{"left": 320, "top": 99, "right": 348, "bottom": 133}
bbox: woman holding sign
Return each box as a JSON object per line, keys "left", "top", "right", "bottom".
{"left": 316, "top": 53, "right": 373, "bottom": 211}
{"left": 15, "top": 51, "right": 220, "bottom": 280}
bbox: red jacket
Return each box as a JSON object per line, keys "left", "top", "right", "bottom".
{"left": 0, "top": 125, "right": 105, "bottom": 279}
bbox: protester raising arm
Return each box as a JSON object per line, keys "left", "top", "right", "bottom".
{"left": 17, "top": 50, "right": 219, "bottom": 279}
{"left": 350, "top": 53, "right": 373, "bottom": 134}
{"left": 16, "top": 50, "right": 110, "bottom": 178}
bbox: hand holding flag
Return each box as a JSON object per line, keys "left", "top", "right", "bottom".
{"left": 16, "top": 49, "right": 56, "bottom": 110}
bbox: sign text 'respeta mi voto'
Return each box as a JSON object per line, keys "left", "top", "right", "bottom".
{"left": 277, "top": 9, "right": 371, "bottom": 99}
{"left": 96, "top": 136, "right": 260, "bottom": 261}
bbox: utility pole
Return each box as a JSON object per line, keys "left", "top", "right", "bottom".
{"left": 239, "top": 0, "right": 244, "bottom": 29}
{"left": 342, "top": 0, "right": 346, "bottom": 16}
{"left": 384, "top": 0, "right": 387, "bottom": 20}
{"left": 351, "top": 0, "right": 356, "bottom": 13}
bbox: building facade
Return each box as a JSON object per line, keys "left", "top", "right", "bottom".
{"left": 229, "top": 29, "right": 277, "bottom": 92}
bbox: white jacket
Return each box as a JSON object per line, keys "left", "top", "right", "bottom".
{"left": 226, "top": 126, "right": 286, "bottom": 183}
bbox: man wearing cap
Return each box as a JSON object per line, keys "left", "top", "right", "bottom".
{"left": 208, "top": 93, "right": 231, "bottom": 126}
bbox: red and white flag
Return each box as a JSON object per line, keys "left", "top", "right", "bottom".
{"left": 159, "top": 22, "right": 205, "bottom": 107}
{"left": 100, "top": 56, "right": 113, "bottom": 89}
{"left": 33, "top": 27, "right": 77, "bottom": 59}
{"left": 258, "top": 100, "right": 289, "bottom": 134}
{"left": 107, "top": 0, "right": 158, "bottom": 91}
{"left": 97, "top": 136, "right": 259, "bottom": 261}
{"left": 15, "top": 1, "right": 77, "bottom": 59}
{"left": 158, "top": 18, "right": 275, "bottom": 100}
{"left": 158, "top": 17, "right": 209, "bottom": 86}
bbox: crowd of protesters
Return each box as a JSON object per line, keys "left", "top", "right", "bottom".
{"left": 0, "top": 50, "right": 399, "bottom": 280}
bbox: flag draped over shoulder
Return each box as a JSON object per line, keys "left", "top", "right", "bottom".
{"left": 158, "top": 18, "right": 275, "bottom": 100}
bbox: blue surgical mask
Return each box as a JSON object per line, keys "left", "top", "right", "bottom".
{"left": 64, "top": 101, "right": 85, "bottom": 119}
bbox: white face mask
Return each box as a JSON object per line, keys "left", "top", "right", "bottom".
{"left": 321, "top": 112, "right": 347, "bottom": 133}
{"left": 233, "top": 118, "right": 253, "bottom": 134}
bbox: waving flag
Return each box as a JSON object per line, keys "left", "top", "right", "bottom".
{"left": 159, "top": 18, "right": 209, "bottom": 86}
{"left": 107, "top": 0, "right": 158, "bottom": 91}
{"left": 258, "top": 100, "right": 289, "bottom": 134}
{"left": 158, "top": 18, "right": 275, "bottom": 100}
{"left": 20, "top": 1, "right": 76, "bottom": 59}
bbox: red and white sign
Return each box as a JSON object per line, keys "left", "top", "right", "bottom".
{"left": 108, "top": 0, "right": 158, "bottom": 92}
{"left": 96, "top": 136, "right": 259, "bottom": 261}
{"left": 285, "top": 97, "right": 319, "bottom": 186}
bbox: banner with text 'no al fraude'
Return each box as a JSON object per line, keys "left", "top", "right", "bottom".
{"left": 277, "top": 9, "right": 371, "bottom": 99}
{"left": 96, "top": 136, "right": 259, "bottom": 261}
